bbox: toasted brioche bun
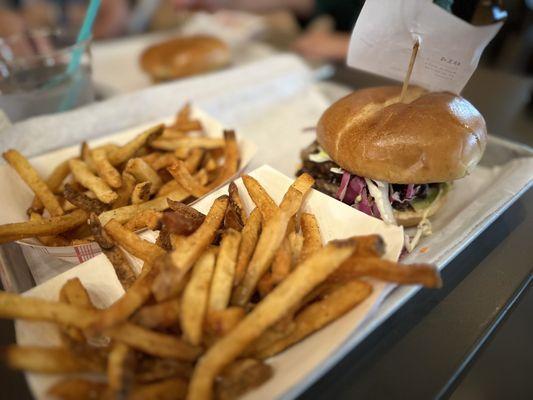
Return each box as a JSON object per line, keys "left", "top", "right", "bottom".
{"left": 316, "top": 86, "right": 487, "bottom": 184}
{"left": 393, "top": 191, "right": 448, "bottom": 227}
{"left": 140, "top": 35, "right": 230, "bottom": 82}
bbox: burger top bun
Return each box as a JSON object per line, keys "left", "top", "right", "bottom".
{"left": 140, "top": 35, "right": 230, "bottom": 82}
{"left": 316, "top": 86, "right": 487, "bottom": 184}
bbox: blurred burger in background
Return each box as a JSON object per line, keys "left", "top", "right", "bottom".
{"left": 298, "top": 86, "right": 487, "bottom": 250}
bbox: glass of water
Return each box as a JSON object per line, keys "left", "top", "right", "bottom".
{"left": 0, "top": 28, "right": 95, "bottom": 123}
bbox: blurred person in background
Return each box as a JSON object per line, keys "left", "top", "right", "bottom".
{"left": 0, "top": 0, "right": 130, "bottom": 39}
{"left": 172, "top": 0, "right": 454, "bottom": 61}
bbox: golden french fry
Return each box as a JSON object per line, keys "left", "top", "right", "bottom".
{"left": 152, "top": 195, "right": 228, "bottom": 301}
{"left": 151, "top": 153, "right": 179, "bottom": 171}
{"left": 0, "top": 209, "right": 88, "bottom": 244}
{"left": 100, "top": 189, "right": 189, "bottom": 225}
{"left": 107, "top": 124, "right": 164, "bottom": 166}
{"left": 3, "top": 149, "right": 64, "bottom": 216}
{"left": 29, "top": 213, "right": 70, "bottom": 246}
{"left": 151, "top": 137, "right": 225, "bottom": 151}
{"left": 255, "top": 280, "right": 372, "bottom": 359}
{"left": 168, "top": 161, "right": 209, "bottom": 198}
{"left": 242, "top": 175, "right": 277, "bottom": 221}
{"left": 112, "top": 171, "right": 136, "bottom": 208}
{"left": 92, "top": 147, "right": 122, "bottom": 189}
{"left": 288, "top": 231, "right": 303, "bottom": 266}
{"left": 234, "top": 208, "right": 262, "bottom": 287}
{"left": 136, "top": 358, "right": 193, "bottom": 383}
{"left": 30, "top": 159, "right": 71, "bottom": 213}
{"left": 129, "top": 378, "right": 188, "bottom": 400}
{"left": 330, "top": 257, "right": 442, "bottom": 288}
{"left": 131, "top": 181, "right": 152, "bottom": 204}
{"left": 215, "top": 358, "right": 273, "bottom": 400}
{"left": 205, "top": 130, "right": 240, "bottom": 190}
{"left": 125, "top": 158, "right": 162, "bottom": 194}
{"left": 124, "top": 209, "right": 162, "bottom": 231}
{"left": 299, "top": 213, "right": 322, "bottom": 263}
{"left": 68, "top": 159, "right": 118, "bottom": 204}
{"left": 187, "top": 239, "right": 357, "bottom": 399}
{"left": 270, "top": 236, "right": 292, "bottom": 286}
{"left": 59, "top": 277, "right": 95, "bottom": 309}
{"left": 132, "top": 298, "right": 180, "bottom": 329}
{"left": 1, "top": 346, "right": 102, "bottom": 374}
{"left": 184, "top": 148, "right": 204, "bottom": 173}
{"left": 205, "top": 307, "right": 245, "bottom": 339}
{"left": 107, "top": 342, "right": 135, "bottom": 398}
{"left": 157, "top": 179, "right": 190, "bottom": 199}
{"left": 104, "top": 219, "right": 165, "bottom": 264}
{"left": 228, "top": 181, "right": 247, "bottom": 224}
{"left": 63, "top": 183, "right": 109, "bottom": 214}
{"left": 208, "top": 229, "right": 241, "bottom": 312}
{"left": 80, "top": 142, "right": 97, "bottom": 172}
{"left": 180, "top": 251, "right": 216, "bottom": 346}
{"left": 48, "top": 378, "right": 108, "bottom": 400}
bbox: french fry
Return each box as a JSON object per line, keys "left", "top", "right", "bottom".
{"left": 270, "top": 236, "right": 292, "bottom": 286}
{"left": 156, "top": 228, "right": 172, "bottom": 251}
{"left": 69, "top": 159, "right": 118, "bottom": 204}
{"left": 48, "top": 378, "right": 108, "bottom": 400}
{"left": 180, "top": 251, "right": 216, "bottom": 346}
{"left": 1, "top": 346, "right": 102, "bottom": 374}
{"left": 112, "top": 171, "right": 136, "bottom": 208}
{"left": 108, "top": 342, "right": 135, "bottom": 399}
{"left": 151, "top": 153, "right": 179, "bottom": 171}
{"left": 3, "top": 149, "right": 64, "bottom": 216}
{"left": 107, "top": 124, "right": 164, "bottom": 166}
{"left": 129, "top": 378, "right": 188, "bottom": 400}
{"left": 205, "top": 130, "right": 240, "bottom": 190}
{"left": 184, "top": 148, "right": 205, "bottom": 173}
{"left": 30, "top": 159, "right": 71, "bottom": 213}
{"left": 29, "top": 213, "right": 70, "bottom": 246}
{"left": 125, "top": 158, "right": 162, "bottom": 194}
{"left": 329, "top": 257, "right": 442, "bottom": 288}
{"left": 92, "top": 147, "right": 122, "bottom": 189}
{"left": 89, "top": 263, "right": 159, "bottom": 333}
{"left": 164, "top": 200, "right": 205, "bottom": 235}
{"left": 0, "top": 209, "right": 88, "bottom": 244}
{"left": 136, "top": 358, "right": 193, "bottom": 383}
{"left": 63, "top": 183, "right": 109, "bottom": 214}
{"left": 80, "top": 142, "right": 97, "bottom": 172}
{"left": 242, "top": 175, "right": 277, "bottom": 221}
{"left": 168, "top": 161, "right": 209, "bottom": 198}
{"left": 187, "top": 239, "right": 357, "bottom": 399}
{"left": 100, "top": 189, "right": 189, "bottom": 225}
{"left": 234, "top": 208, "right": 262, "bottom": 286}
{"left": 205, "top": 307, "right": 245, "bottom": 339}
{"left": 228, "top": 181, "right": 247, "bottom": 224}
{"left": 208, "top": 229, "right": 241, "bottom": 312}
{"left": 151, "top": 137, "right": 225, "bottom": 151}
{"left": 124, "top": 209, "right": 162, "bottom": 231}
{"left": 131, "top": 181, "right": 152, "bottom": 204}
{"left": 104, "top": 219, "right": 165, "bottom": 264}
{"left": 254, "top": 280, "right": 372, "bottom": 359}
{"left": 132, "top": 298, "right": 180, "bottom": 329}
{"left": 289, "top": 231, "right": 304, "bottom": 265}
{"left": 299, "top": 213, "right": 322, "bottom": 262}
{"left": 59, "top": 277, "right": 94, "bottom": 309}
{"left": 152, "top": 196, "right": 228, "bottom": 301}
{"left": 215, "top": 359, "right": 273, "bottom": 400}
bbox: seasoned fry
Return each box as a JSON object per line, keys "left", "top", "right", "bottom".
{"left": 151, "top": 137, "right": 225, "bottom": 151}
{"left": 242, "top": 175, "right": 277, "bottom": 220}
{"left": 133, "top": 298, "right": 180, "bottom": 329}
{"left": 69, "top": 159, "right": 118, "bottom": 204}
{"left": 125, "top": 158, "right": 162, "bottom": 194}
{"left": 100, "top": 189, "right": 190, "bottom": 225}
{"left": 234, "top": 208, "right": 262, "bottom": 286}
{"left": 187, "top": 239, "right": 357, "bottom": 399}
{"left": 205, "top": 307, "right": 245, "bottom": 339}
{"left": 205, "top": 130, "right": 240, "bottom": 190}
{"left": 1, "top": 346, "right": 102, "bottom": 374}
{"left": 0, "top": 209, "right": 87, "bottom": 244}
{"left": 254, "top": 280, "right": 372, "bottom": 358}
{"left": 164, "top": 200, "right": 205, "bottom": 234}
{"left": 59, "top": 277, "right": 94, "bottom": 309}
{"left": 216, "top": 359, "right": 273, "bottom": 400}
{"left": 29, "top": 213, "right": 70, "bottom": 246}
{"left": 168, "top": 161, "right": 209, "bottom": 198}
{"left": 80, "top": 142, "right": 97, "bottom": 172}
{"left": 30, "top": 159, "right": 71, "bottom": 213}
{"left": 124, "top": 209, "right": 162, "bottom": 231}
{"left": 48, "top": 378, "right": 108, "bottom": 400}
{"left": 329, "top": 257, "right": 442, "bottom": 288}
{"left": 4, "top": 149, "right": 64, "bottom": 216}
{"left": 208, "top": 229, "right": 241, "bottom": 312}
{"left": 104, "top": 219, "right": 165, "bottom": 264}
{"left": 180, "top": 251, "right": 215, "bottom": 346}
{"left": 112, "top": 171, "right": 136, "bottom": 208}
{"left": 131, "top": 181, "right": 152, "bottom": 204}
{"left": 92, "top": 147, "right": 122, "bottom": 189}
{"left": 184, "top": 148, "right": 205, "bottom": 173}
{"left": 152, "top": 196, "right": 228, "bottom": 301}
{"left": 151, "top": 153, "right": 179, "bottom": 171}
{"left": 228, "top": 181, "right": 247, "bottom": 224}
{"left": 270, "top": 236, "right": 292, "bottom": 285}
{"left": 63, "top": 183, "right": 109, "bottom": 214}
{"left": 136, "top": 358, "right": 193, "bottom": 383}
{"left": 129, "top": 378, "right": 188, "bottom": 400}
{"left": 299, "top": 213, "right": 322, "bottom": 262}
{"left": 107, "top": 124, "right": 164, "bottom": 166}
{"left": 108, "top": 342, "right": 135, "bottom": 399}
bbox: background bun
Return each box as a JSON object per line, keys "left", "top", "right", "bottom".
{"left": 317, "top": 86, "right": 487, "bottom": 183}
{"left": 140, "top": 35, "right": 230, "bottom": 82}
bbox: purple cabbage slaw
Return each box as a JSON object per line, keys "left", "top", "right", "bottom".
{"left": 336, "top": 171, "right": 380, "bottom": 218}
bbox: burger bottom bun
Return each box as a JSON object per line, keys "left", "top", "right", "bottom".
{"left": 393, "top": 193, "right": 448, "bottom": 227}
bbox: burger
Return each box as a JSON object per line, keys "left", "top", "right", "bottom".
{"left": 140, "top": 35, "right": 231, "bottom": 82}
{"left": 298, "top": 86, "right": 487, "bottom": 248}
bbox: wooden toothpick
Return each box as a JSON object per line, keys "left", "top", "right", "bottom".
{"left": 400, "top": 39, "right": 420, "bottom": 103}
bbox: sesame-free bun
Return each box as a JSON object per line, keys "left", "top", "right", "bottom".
{"left": 140, "top": 35, "right": 230, "bottom": 82}
{"left": 316, "top": 86, "right": 487, "bottom": 184}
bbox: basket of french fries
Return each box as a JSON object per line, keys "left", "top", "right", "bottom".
{"left": 0, "top": 165, "right": 441, "bottom": 400}
{"left": 0, "top": 104, "right": 256, "bottom": 269}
